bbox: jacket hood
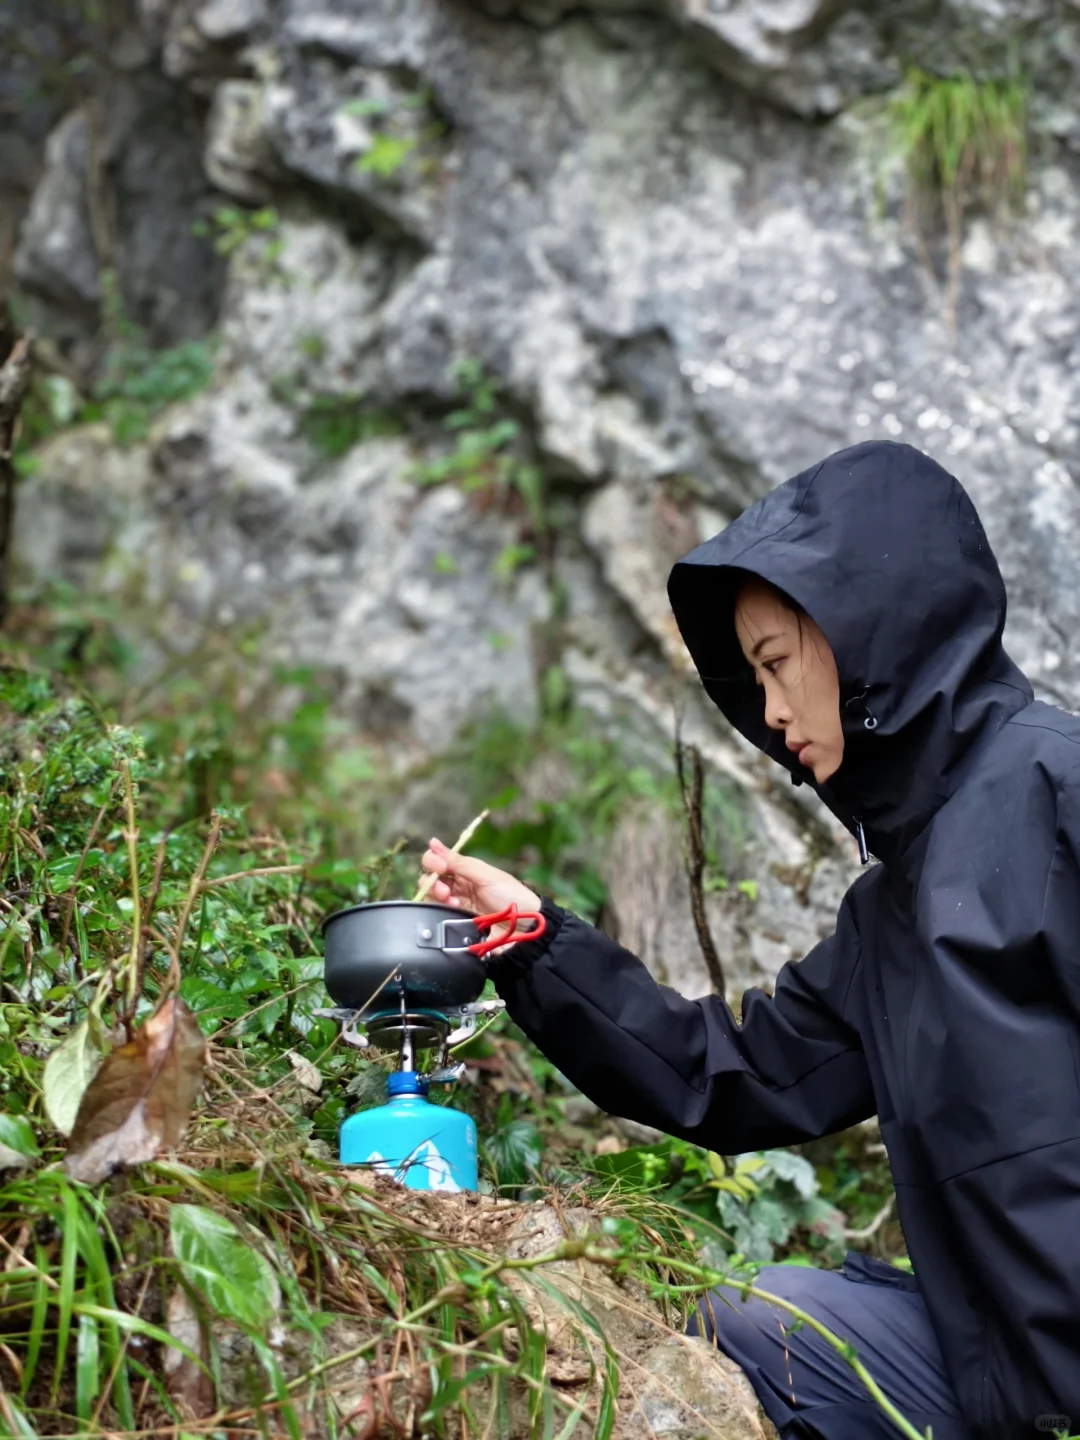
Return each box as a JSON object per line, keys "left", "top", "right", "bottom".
{"left": 667, "top": 440, "right": 1033, "bottom": 861}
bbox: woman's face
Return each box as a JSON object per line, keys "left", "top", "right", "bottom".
{"left": 733, "top": 579, "right": 844, "bottom": 784}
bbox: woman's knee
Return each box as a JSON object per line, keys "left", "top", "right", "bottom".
{"left": 688, "top": 1266, "right": 825, "bottom": 1349}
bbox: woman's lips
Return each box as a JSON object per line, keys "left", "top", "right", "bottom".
{"left": 788, "top": 741, "right": 811, "bottom": 764}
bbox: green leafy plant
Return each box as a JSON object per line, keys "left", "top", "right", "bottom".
{"left": 192, "top": 204, "right": 282, "bottom": 261}
{"left": 0, "top": 535, "right": 925, "bottom": 1438}
{"left": 414, "top": 360, "right": 546, "bottom": 562}
{"left": 483, "top": 1097, "right": 544, "bottom": 1192}
{"left": 12, "top": 277, "right": 217, "bottom": 454}
{"left": 11, "top": 372, "right": 82, "bottom": 476}
{"left": 593, "top": 1140, "right": 848, "bottom": 1266}
{"left": 89, "top": 334, "right": 217, "bottom": 445}
{"left": 91, "top": 271, "right": 217, "bottom": 442}
{"left": 297, "top": 393, "right": 404, "bottom": 458}
{"left": 357, "top": 133, "right": 416, "bottom": 178}
{"left": 342, "top": 89, "right": 443, "bottom": 180}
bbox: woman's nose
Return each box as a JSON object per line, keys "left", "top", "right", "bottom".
{"left": 763, "top": 685, "right": 792, "bottom": 732}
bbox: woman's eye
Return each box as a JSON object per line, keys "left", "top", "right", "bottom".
{"left": 762, "top": 658, "right": 783, "bottom": 676}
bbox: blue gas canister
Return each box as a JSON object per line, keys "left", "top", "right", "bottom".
{"left": 339, "top": 1072, "right": 478, "bottom": 1192}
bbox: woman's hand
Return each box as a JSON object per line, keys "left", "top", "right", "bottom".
{"left": 420, "top": 838, "right": 541, "bottom": 921}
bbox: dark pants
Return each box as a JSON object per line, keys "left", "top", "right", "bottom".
{"left": 688, "top": 1251, "right": 969, "bottom": 1439}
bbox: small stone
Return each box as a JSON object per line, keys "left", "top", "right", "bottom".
{"left": 563, "top": 1095, "right": 601, "bottom": 1125}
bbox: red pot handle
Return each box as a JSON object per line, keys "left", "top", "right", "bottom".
{"left": 467, "top": 904, "right": 546, "bottom": 958}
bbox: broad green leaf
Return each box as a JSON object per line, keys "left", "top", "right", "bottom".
{"left": 0, "top": 1114, "right": 39, "bottom": 1168}
{"left": 170, "top": 1205, "right": 278, "bottom": 1333}
{"left": 798, "top": 1196, "right": 846, "bottom": 1241}
{"left": 482, "top": 1120, "right": 542, "bottom": 1190}
{"left": 43, "top": 1020, "right": 105, "bottom": 1137}
{"left": 760, "top": 1148, "right": 818, "bottom": 1201}
{"left": 748, "top": 1195, "right": 796, "bottom": 1248}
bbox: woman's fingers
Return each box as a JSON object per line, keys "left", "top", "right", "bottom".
{"left": 424, "top": 841, "right": 491, "bottom": 887}
{"left": 421, "top": 842, "right": 449, "bottom": 877}
{"left": 421, "top": 849, "right": 475, "bottom": 907}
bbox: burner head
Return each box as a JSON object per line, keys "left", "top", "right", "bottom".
{"left": 364, "top": 1009, "right": 451, "bottom": 1054}
{"left": 311, "top": 998, "right": 505, "bottom": 1078}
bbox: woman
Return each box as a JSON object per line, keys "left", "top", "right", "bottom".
{"left": 421, "top": 440, "right": 1080, "bottom": 1440}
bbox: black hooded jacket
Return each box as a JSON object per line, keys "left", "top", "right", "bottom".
{"left": 491, "top": 441, "right": 1080, "bottom": 1438}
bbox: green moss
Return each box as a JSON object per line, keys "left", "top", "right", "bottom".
{"left": 297, "top": 394, "right": 404, "bottom": 457}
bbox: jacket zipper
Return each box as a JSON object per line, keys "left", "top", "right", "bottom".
{"left": 844, "top": 688, "right": 876, "bottom": 866}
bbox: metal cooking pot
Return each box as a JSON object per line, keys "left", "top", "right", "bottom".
{"left": 320, "top": 899, "right": 545, "bottom": 1012}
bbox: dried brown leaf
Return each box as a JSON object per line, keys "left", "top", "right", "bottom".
{"left": 63, "top": 997, "right": 206, "bottom": 1184}
{"left": 164, "top": 1285, "right": 214, "bottom": 1419}
{"left": 286, "top": 1050, "right": 322, "bottom": 1093}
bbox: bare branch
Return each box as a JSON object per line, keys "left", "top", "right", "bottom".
{"left": 673, "top": 729, "right": 726, "bottom": 995}
{"left": 0, "top": 325, "right": 33, "bottom": 628}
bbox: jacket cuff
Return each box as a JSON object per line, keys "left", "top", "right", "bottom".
{"left": 488, "top": 896, "right": 566, "bottom": 976}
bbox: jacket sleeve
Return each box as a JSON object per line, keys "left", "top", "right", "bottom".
{"left": 489, "top": 892, "right": 875, "bottom": 1152}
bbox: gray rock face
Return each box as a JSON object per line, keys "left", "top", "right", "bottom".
{"left": 474, "top": 0, "right": 1080, "bottom": 118}
{"left": 14, "top": 74, "right": 225, "bottom": 348}
{"left": 15, "top": 111, "right": 102, "bottom": 322}
{"left": 477, "top": 0, "right": 894, "bottom": 115}
{"left": 265, "top": 58, "right": 448, "bottom": 240}
{"left": 501, "top": 1203, "right": 778, "bottom": 1438}
{"left": 13, "top": 0, "right": 1080, "bottom": 1006}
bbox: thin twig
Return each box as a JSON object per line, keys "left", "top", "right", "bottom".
{"left": 412, "top": 810, "right": 490, "bottom": 903}
{"left": 129, "top": 828, "right": 172, "bottom": 1017}
{"left": 199, "top": 863, "right": 305, "bottom": 888}
{"left": 120, "top": 761, "right": 143, "bottom": 1017}
{"left": 843, "top": 1194, "right": 896, "bottom": 1242}
{"left": 0, "top": 328, "right": 32, "bottom": 627}
{"left": 165, "top": 812, "right": 225, "bottom": 994}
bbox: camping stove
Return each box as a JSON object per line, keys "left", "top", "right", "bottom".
{"left": 312, "top": 992, "right": 506, "bottom": 1192}
{"left": 317, "top": 897, "right": 544, "bottom": 1191}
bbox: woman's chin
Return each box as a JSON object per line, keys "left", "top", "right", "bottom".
{"left": 812, "top": 759, "right": 842, "bottom": 784}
